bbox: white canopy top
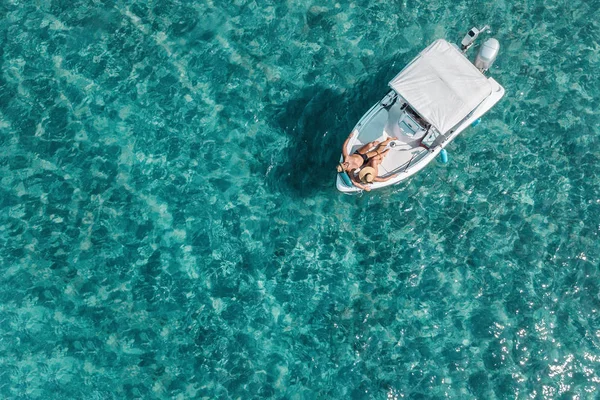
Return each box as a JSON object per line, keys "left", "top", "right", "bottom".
{"left": 389, "top": 39, "right": 492, "bottom": 134}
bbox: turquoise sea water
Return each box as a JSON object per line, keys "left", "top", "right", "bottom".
{"left": 1, "top": 0, "right": 600, "bottom": 398}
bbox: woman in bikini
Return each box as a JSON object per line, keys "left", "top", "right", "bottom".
{"left": 336, "top": 130, "right": 399, "bottom": 191}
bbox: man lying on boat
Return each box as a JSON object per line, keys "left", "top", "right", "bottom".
{"left": 336, "top": 130, "right": 399, "bottom": 191}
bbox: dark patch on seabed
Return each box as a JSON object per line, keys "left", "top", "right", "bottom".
{"left": 269, "top": 59, "right": 404, "bottom": 197}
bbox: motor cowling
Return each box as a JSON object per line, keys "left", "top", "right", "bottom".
{"left": 475, "top": 38, "right": 499, "bottom": 72}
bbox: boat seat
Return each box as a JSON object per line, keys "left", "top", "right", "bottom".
{"left": 351, "top": 106, "right": 389, "bottom": 153}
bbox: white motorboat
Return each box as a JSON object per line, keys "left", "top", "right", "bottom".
{"left": 336, "top": 28, "right": 505, "bottom": 193}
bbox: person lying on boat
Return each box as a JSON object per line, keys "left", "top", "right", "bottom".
{"left": 336, "top": 131, "right": 395, "bottom": 173}
{"left": 336, "top": 131, "right": 398, "bottom": 190}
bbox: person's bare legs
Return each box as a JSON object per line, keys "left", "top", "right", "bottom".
{"left": 371, "top": 154, "right": 384, "bottom": 164}
{"left": 372, "top": 137, "right": 398, "bottom": 157}
{"left": 366, "top": 156, "right": 383, "bottom": 178}
{"left": 356, "top": 140, "right": 380, "bottom": 154}
{"left": 357, "top": 137, "right": 398, "bottom": 154}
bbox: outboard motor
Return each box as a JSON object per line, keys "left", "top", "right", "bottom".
{"left": 461, "top": 25, "right": 489, "bottom": 52}
{"left": 475, "top": 38, "right": 500, "bottom": 72}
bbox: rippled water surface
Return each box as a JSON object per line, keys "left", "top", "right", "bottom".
{"left": 1, "top": 0, "right": 600, "bottom": 398}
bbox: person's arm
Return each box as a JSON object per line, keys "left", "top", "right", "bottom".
{"left": 342, "top": 130, "right": 358, "bottom": 158}
{"left": 350, "top": 173, "right": 371, "bottom": 191}
{"left": 373, "top": 173, "right": 399, "bottom": 183}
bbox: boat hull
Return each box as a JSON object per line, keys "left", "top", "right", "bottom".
{"left": 336, "top": 78, "right": 505, "bottom": 194}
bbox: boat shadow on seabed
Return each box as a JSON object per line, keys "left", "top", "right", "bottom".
{"left": 269, "top": 63, "right": 398, "bottom": 198}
